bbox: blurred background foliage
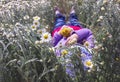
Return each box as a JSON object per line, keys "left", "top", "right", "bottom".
{"left": 0, "top": 0, "right": 120, "bottom": 82}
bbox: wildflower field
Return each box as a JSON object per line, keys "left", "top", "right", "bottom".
{"left": 0, "top": 0, "right": 120, "bottom": 82}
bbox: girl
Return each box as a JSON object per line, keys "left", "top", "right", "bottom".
{"left": 51, "top": 6, "right": 95, "bottom": 48}
{"left": 51, "top": 6, "right": 95, "bottom": 78}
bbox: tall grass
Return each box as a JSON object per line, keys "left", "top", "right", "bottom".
{"left": 0, "top": 0, "right": 120, "bottom": 82}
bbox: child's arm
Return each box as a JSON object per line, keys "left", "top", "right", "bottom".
{"left": 66, "top": 28, "right": 95, "bottom": 48}
{"left": 65, "top": 33, "right": 78, "bottom": 45}
{"left": 52, "top": 32, "right": 63, "bottom": 47}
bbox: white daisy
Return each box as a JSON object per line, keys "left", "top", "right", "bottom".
{"left": 33, "top": 20, "right": 40, "bottom": 27}
{"left": 31, "top": 25, "right": 37, "bottom": 31}
{"left": 84, "top": 59, "right": 93, "bottom": 69}
{"left": 41, "top": 32, "right": 52, "bottom": 42}
{"left": 37, "top": 28, "right": 46, "bottom": 35}
{"left": 33, "top": 16, "right": 40, "bottom": 21}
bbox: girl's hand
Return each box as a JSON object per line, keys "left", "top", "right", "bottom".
{"left": 65, "top": 34, "right": 78, "bottom": 45}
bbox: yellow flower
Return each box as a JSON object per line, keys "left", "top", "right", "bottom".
{"left": 59, "top": 26, "right": 72, "bottom": 37}
{"left": 61, "top": 49, "right": 68, "bottom": 56}
{"left": 84, "top": 60, "right": 93, "bottom": 68}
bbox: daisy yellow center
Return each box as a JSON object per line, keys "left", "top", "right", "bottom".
{"left": 34, "top": 22, "right": 38, "bottom": 25}
{"left": 32, "top": 26, "right": 35, "bottom": 29}
{"left": 43, "top": 34, "right": 48, "bottom": 39}
{"left": 38, "top": 30, "right": 42, "bottom": 34}
{"left": 84, "top": 41, "right": 89, "bottom": 47}
{"left": 61, "top": 50, "right": 68, "bottom": 56}
{"left": 35, "top": 18, "right": 38, "bottom": 20}
{"left": 33, "top": 16, "right": 40, "bottom": 20}
{"left": 85, "top": 61, "right": 92, "bottom": 66}
{"left": 34, "top": 17, "right": 39, "bottom": 20}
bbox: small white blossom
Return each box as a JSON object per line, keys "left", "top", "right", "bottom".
{"left": 100, "top": 61, "right": 104, "bottom": 65}
{"left": 23, "top": 15, "right": 30, "bottom": 20}
{"left": 101, "top": 7, "right": 105, "bottom": 11}
{"left": 39, "top": 59, "right": 43, "bottom": 62}
{"left": 99, "top": 16, "right": 104, "bottom": 20}
{"left": 33, "top": 16, "right": 40, "bottom": 21}
{"left": 84, "top": 59, "right": 93, "bottom": 69}
{"left": 88, "top": 69, "right": 92, "bottom": 72}
{"left": 41, "top": 32, "right": 52, "bottom": 42}
{"left": 33, "top": 20, "right": 40, "bottom": 27}
{"left": 37, "top": 28, "right": 46, "bottom": 35}
{"left": 35, "top": 40, "right": 40, "bottom": 45}
{"left": 31, "top": 25, "right": 37, "bottom": 31}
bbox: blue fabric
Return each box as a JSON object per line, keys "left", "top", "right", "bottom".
{"left": 53, "top": 13, "right": 82, "bottom": 31}
{"left": 54, "top": 13, "right": 66, "bottom": 29}
{"left": 68, "top": 13, "right": 81, "bottom": 27}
